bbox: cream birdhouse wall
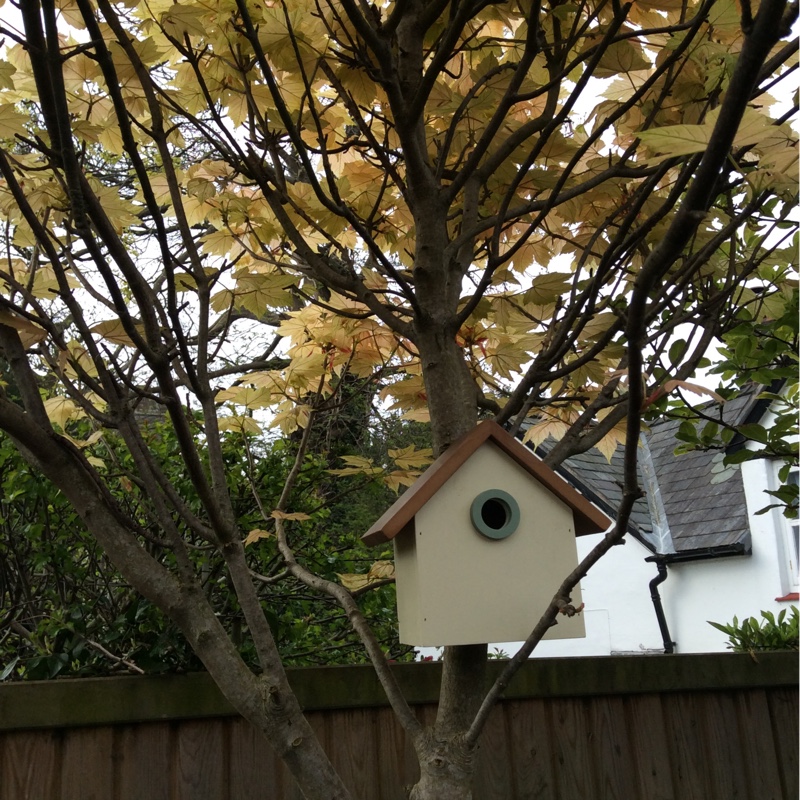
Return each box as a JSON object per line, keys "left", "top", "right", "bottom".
{"left": 393, "top": 440, "right": 585, "bottom": 647}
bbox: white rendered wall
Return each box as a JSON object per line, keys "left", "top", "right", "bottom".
{"left": 529, "top": 531, "right": 665, "bottom": 657}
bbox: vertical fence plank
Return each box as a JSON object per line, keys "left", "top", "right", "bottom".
{"left": 228, "top": 718, "right": 286, "bottom": 800}
{"left": 506, "top": 698, "right": 558, "bottom": 800}
{"left": 473, "top": 705, "right": 514, "bottom": 799}
{"left": 325, "top": 708, "right": 379, "bottom": 800}
{"left": 735, "top": 689, "right": 783, "bottom": 800}
{"left": 695, "top": 691, "right": 748, "bottom": 799}
{"left": 60, "top": 727, "right": 114, "bottom": 800}
{"left": 115, "top": 721, "right": 172, "bottom": 800}
{"left": 623, "top": 693, "right": 674, "bottom": 800}
{"left": 173, "top": 719, "right": 226, "bottom": 800}
{"left": 415, "top": 703, "right": 438, "bottom": 730}
{"left": 767, "top": 687, "right": 800, "bottom": 800}
{"left": 549, "top": 696, "right": 595, "bottom": 798}
{"left": 0, "top": 730, "right": 60, "bottom": 800}
{"left": 661, "top": 691, "right": 711, "bottom": 800}
{"left": 300, "top": 711, "right": 331, "bottom": 800}
{"left": 587, "top": 695, "right": 639, "bottom": 800}
{"left": 373, "top": 706, "right": 417, "bottom": 800}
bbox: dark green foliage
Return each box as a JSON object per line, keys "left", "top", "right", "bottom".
{"left": 664, "top": 288, "right": 798, "bottom": 516}
{"left": 0, "top": 434, "right": 201, "bottom": 680}
{"left": 708, "top": 607, "right": 799, "bottom": 654}
{"left": 0, "top": 416, "right": 416, "bottom": 680}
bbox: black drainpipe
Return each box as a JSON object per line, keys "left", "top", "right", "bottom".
{"left": 647, "top": 556, "right": 676, "bottom": 654}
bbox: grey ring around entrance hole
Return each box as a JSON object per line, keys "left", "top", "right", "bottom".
{"left": 470, "top": 489, "right": 520, "bottom": 540}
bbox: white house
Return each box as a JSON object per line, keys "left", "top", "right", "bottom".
{"left": 529, "top": 384, "right": 798, "bottom": 658}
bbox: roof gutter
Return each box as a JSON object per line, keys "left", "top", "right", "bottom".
{"left": 648, "top": 541, "right": 751, "bottom": 565}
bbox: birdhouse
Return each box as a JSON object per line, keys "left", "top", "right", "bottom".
{"left": 363, "top": 421, "right": 611, "bottom": 647}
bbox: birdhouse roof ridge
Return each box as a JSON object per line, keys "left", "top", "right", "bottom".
{"left": 362, "top": 420, "right": 610, "bottom": 546}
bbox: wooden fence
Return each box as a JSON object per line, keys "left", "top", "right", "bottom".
{"left": 0, "top": 653, "right": 796, "bottom": 799}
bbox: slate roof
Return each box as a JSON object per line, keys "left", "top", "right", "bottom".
{"left": 552, "top": 445, "right": 652, "bottom": 540}
{"left": 538, "top": 387, "right": 765, "bottom": 557}
{"left": 645, "top": 395, "right": 754, "bottom": 553}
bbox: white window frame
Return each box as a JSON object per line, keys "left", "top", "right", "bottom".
{"left": 776, "top": 464, "right": 799, "bottom": 594}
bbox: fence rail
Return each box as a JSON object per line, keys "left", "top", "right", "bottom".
{"left": 0, "top": 653, "right": 796, "bottom": 799}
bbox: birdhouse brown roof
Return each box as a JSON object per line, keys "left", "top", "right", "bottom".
{"left": 363, "top": 420, "right": 611, "bottom": 546}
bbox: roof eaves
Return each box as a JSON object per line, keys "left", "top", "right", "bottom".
{"left": 361, "top": 423, "right": 491, "bottom": 546}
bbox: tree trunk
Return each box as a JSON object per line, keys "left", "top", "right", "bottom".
{"left": 415, "top": 322, "right": 478, "bottom": 453}
{"left": 412, "top": 275, "right": 487, "bottom": 797}
{"left": 409, "top": 733, "right": 476, "bottom": 800}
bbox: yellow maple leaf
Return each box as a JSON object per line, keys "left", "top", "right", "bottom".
{"left": 270, "top": 510, "right": 312, "bottom": 521}
{"left": 383, "top": 470, "right": 422, "bottom": 493}
{"left": 217, "top": 415, "right": 263, "bottom": 435}
{"left": 216, "top": 385, "right": 274, "bottom": 409}
{"left": 388, "top": 446, "right": 434, "bottom": 470}
{"left": 328, "top": 454, "right": 384, "bottom": 478}
{"left": 90, "top": 319, "right": 142, "bottom": 347}
{"left": 368, "top": 561, "right": 395, "bottom": 580}
{"left": 522, "top": 418, "right": 569, "bottom": 447}
{"left": 338, "top": 560, "right": 395, "bottom": 592}
{"left": 0, "top": 104, "right": 28, "bottom": 140}
{"left": 244, "top": 529, "right": 273, "bottom": 547}
{"left": 337, "top": 573, "right": 372, "bottom": 592}
{"left": 0, "top": 311, "right": 46, "bottom": 349}
{"left": 160, "top": 4, "right": 208, "bottom": 38}
{"left": 43, "top": 396, "right": 83, "bottom": 430}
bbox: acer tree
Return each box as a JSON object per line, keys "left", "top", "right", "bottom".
{"left": 0, "top": 0, "right": 796, "bottom": 797}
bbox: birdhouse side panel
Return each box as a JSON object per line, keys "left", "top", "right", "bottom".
{"left": 406, "top": 441, "right": 585, "bottom": 646}
{"left": 392, "top": 521, "right": 425, "bottom": 645}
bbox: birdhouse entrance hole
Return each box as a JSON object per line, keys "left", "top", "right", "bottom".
{"left": 470, "top": 489, "right": 520, "bottom": 540}
{"left": 482, "top": 498, "right": 507, "bottom": 529}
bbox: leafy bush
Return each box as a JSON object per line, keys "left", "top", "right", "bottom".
{"left": 0, "top": 416, "right": 418, "bottom": 680}
{"left": 708, "top": 607, "right": 799, "bottom": 654}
